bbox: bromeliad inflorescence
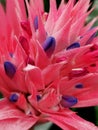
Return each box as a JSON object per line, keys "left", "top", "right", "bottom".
{"left": 0, "top": 0, "right": 98, "bottom": 130}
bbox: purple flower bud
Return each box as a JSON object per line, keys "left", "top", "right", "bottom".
{"left": 34, "top": 16, "right": 38, "bottom": 31}
{"left": 4, "top": 61, "right": 16, "bottom": 78}
{"left": 75, "top": 83, "right": 83, "bottom": 88}
{"left": 36, "top": 95, "right": 41, "bottom": 101}
{"left": 9, "top": 93, "right": 18, "bottom": 102}
{"left": 86, "top": 32, "right": 97, "bottom": 45}
{"left": 43, "top": 36, "right": 56, "bottom": 57}
{"left": 66, "top": 42, "right": 80, "bottom": 50}
{"left": 61, "top": 95, "right": 78, "bottom": 108}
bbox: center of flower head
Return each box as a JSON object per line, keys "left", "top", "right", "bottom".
{"left": 8, "top": 89, "right": 78, "bottom": 116}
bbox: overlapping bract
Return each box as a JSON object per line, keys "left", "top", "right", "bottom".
{"left": 0, "top": 0, "right": 98, "bottom": 129}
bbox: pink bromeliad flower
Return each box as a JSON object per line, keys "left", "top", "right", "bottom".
{"left": 0, "top": 0, "right": 98, "bottom": 129}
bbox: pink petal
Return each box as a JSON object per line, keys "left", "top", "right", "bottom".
{"left": 17, "top": 0, "right": 27, "bottom": 20}
{"left": 73, "top": 74, "right": 98, "bottom": 107}
{"left": 24, "top": 64, "right": 44, "bottom": 91}
{"left": 0, "top": 5, "right": 7, "bottom": 38}
{"left": 60, "top": 73, "right": 98, "bottom": 107}
{"left": 42, "top": 63, "right": 63, "bottom": 85}
{"left": 0, "top": 98, "right": 32, "bottom": 119}
{"left": 0, "top": 118, "right": 36, "bottom": 130}
{"left": 69, "top": 13, "right": 89, "bottom": 43}
{"left": 43, "top": 110, "right": 98, "bottom": 130}
{"left": 71, "top": 0, "right": 90, "bottom": 17}
{"left": 36, "top": 15, "right": 47, "bottom": 44}
{"left": 80, "top": 17, "right": 98, "bottom": 35}
{"left": 53, "top": 0, "right": 74, "bottom": 33}
{"left": 34, "top": 41, "right": 50, "bottom": 69}
{"left": 45, "top": 0, "right": 57, "bottom": 34}
{"left": 80, "top": 28, "right": 98, "bottom": 46}
{"left": 6, "top": 0, "right": 23, "bottom": 36}
{"left": 30, "top": 0, "right": 44, "bottom": 13}
{"left": 53, "top": 19, "right": 72, "bottom": 52}
{"left": 57, "top": 0, "right": 66, "bottom": 17}
{"left": 25, "top": 0, "right": 35, "bottom": 36}
{"left": 38, "top": 88, "right": 59, "bottom": 109}
{"left": 0, "top": 98, "right": 38, "bottom": 130}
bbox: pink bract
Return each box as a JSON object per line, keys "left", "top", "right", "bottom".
{"left": 0, "top": 0, "right": 98, "bottom": 129}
